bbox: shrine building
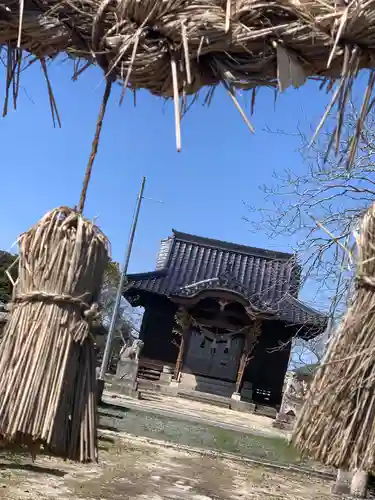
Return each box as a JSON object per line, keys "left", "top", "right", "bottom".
{"left": 124, "top": 230, "right": 326, "bottom": 410}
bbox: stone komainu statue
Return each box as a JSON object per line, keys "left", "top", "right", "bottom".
{"left": 279, "top": 372, "right": 307, "bottom": 417}
{"left": 119, "top": 339, "right": 144, "bottom": 361}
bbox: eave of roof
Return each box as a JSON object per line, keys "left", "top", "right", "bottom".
{"left": 125, "top": 272, "right": 326, "bottom": 330}
{"left": 282, "top": 294, "right": 325, "bottom": 321}
{"left": 127, "top": 269, "right": 167, "bottom": 281}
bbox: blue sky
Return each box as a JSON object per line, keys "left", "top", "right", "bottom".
{"left": 0, "top": 59, "right": 350, "bottom": 309}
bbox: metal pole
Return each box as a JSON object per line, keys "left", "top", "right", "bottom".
{"left": 99, "top": 176, "right": 146, "bottom": 380}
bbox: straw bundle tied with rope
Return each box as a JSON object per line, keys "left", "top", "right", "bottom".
{"left": 293, "top": 201, "right": 375, "bottom": 472}
{"left": 0, "top": 207, "right": 109, "bottom": 462}
{"left": 2, "top": 0, "right": 375, "bottom": 162}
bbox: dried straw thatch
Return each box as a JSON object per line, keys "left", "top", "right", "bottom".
{"left": 2, "top": 0, "right": 375, "bottom": 159}
{"left": 0, "top": 207, "right": 109, "bottom": 462}
{"left": 293, "top": 201, "right": 375, "bottom": 472}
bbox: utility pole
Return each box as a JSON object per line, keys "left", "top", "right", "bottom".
{"left": 98, "top": 176, "right": 146, "bottom": 382}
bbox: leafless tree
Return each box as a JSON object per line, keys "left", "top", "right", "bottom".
{"left": 96, "top": 260, "right": 142, "bottom": 368}
{"left": 289, "top": 335, "right": 327, "bottom": 371}
{"left": 244, "top": 108, "right": 375, "bottom": 371}
{"left": 245, "top": 108, "right": 375, "bottom": 323}
{"left": 100, "top": 261, "right": 134, "bottom": 340}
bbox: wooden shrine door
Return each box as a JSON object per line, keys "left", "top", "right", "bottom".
{"left": 184, "top": 329, "right": 244, "bottom": 381}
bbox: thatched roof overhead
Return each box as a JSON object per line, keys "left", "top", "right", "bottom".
{"left": 1, "top": 1, "right": 374, "bottom": 164}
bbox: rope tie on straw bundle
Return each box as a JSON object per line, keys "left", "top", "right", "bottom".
{"left": 12, "top": 291, "right": 99, "bottom": 319}
{"left": 12, "top": 291, "right": 100, "bottom": 343}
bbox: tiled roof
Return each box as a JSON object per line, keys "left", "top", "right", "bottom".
{"left": 126, "top": 230, "right": 326, "bottom": 329}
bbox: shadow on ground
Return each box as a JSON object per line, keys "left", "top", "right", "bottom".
{"left": 0, "top": 462, "right": 66, "bottom": 477}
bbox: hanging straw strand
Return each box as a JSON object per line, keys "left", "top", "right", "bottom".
{"left": 78, "top": 76, "right": 114, "bottom": 213}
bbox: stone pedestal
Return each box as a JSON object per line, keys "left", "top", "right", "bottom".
{"left": 164, "top": 380, "right": 179, "bottom": 395}
{"left": 351, "top": 470, "right": 368, "bottom": 498}
{"left": 160, "top": 373, "right": 173, "bottom": 384}
{"left": 113, "top": 359, "right": 139, "bottom": 398}
{"left": 330, "top": 469, "right": 369, "bottom": 497}
{"left": 230, "top": 392, "right": 255, "bottom": 413}
{"left": 331, "top": 469, "right": 353, "bottom": 495}
{"left": 273, "top": 412, "right": 295, "bottom": 430}
{"left": 116, "top": 359, "right": 138, "bottom": 384}
{"left": 231, "top": 392, "right": 241, "bottom": 401}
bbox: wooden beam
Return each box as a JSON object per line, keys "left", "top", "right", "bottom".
{"left": 170, "top": 289, "right": 250, "bottom": 309}
{"left": 192, "top": 307, "right": 249, "bottom": 324}
{"left": 193, "top": 316, "right": 247, "bottom": 331}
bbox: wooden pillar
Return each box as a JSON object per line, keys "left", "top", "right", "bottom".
{"left": 173, "top": 307, "right": 191, "bottom": 380}
{"left": 235, "top": 350, "right": 247, "bottom": 394}
{"left": 235, "top": 319, "right": 262, "bottom": 394}
{"left": 174, "top": 335, "right": 185, "bottom": 380}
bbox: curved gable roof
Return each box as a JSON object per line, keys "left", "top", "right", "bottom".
{"left": 126, "top": 230, "right": 326, "bottom": 331}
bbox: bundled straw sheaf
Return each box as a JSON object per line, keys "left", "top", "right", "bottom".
{"left": 0, "top": 207, "right": 109, "bottom": 462}
{"left": 293, "top": 201, "right": 375, "bottom": 472}
{"left": 3, "top": 0, "right": 375, "bottom": 159}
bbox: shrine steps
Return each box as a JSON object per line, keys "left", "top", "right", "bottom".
{"left": 177, "top": 389, "right": 232, "bottom": 409}
{"left": 138, "top": 365, "right": 162, "bottom": 382}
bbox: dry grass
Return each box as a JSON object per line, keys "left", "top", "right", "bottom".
{"left": 1, "top": 0, "right": 375, "bottom": 159}
{"left": 0, "top": 207, "right": 109, "bottom": 462}
{"left": 294, "top": 200, "right": 375, "bottom": 472}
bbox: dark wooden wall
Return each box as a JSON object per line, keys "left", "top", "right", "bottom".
{"left": 139, "top": 297, "right": 178, "bottom": 365}
{"left": 243, "top": 320, "right": 293, "bottom": 406}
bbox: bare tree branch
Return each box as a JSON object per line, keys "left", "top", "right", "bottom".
{"left": 245, "top": 108, "right": 375, "bottom": 325}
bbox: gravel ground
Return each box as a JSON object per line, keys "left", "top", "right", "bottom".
{"left": 0, "top": 433, "right": 336, "bottom": 500}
